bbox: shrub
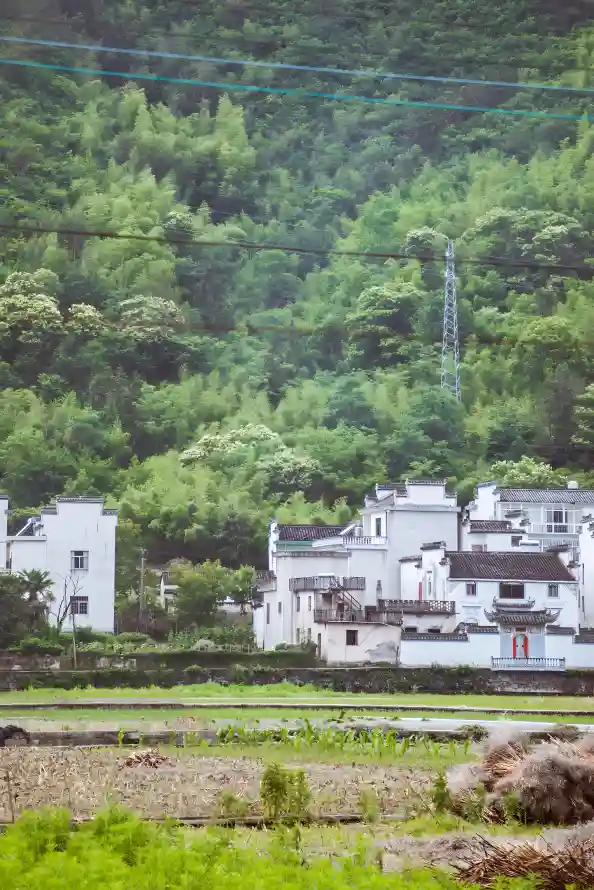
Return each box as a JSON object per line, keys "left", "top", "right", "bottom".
{"left": 115, "top": 632, "right": 153, "bottom": 645}
{"left": 260, "top": 763, "right": 311, "bottom": 823}
{"left": 11, "top": 637, "right": 64, "bottom": 656}
{"left": 72, "top": 628, "right": 113, "bottom": 645}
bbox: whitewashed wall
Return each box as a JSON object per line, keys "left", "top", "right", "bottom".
{"left": 579, "top": 522, "right": 594, "bottom": 627}
{"left": 0, "top": 496, "right": 7, "bottom": 570}
{"left": 400, "top": 633, "right": 499, "bottom": 667}
{"left": 259, "top": 550, "right": 350, "bottom": 650}
{"left": 321, "top": 622, "right": 401, "bottom": 664}
{"left": 9, "top": 500, "right": 117, "bottom": 633}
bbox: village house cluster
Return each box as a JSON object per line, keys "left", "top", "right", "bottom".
{"left": 253, "top": 480, "right": 594, "bottom": 670}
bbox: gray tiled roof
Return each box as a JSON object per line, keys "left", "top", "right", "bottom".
{"left": 499, "top": 488, "right": 594, "bottom": 504}
{"left": 277, "top": 524, "right": 345, "bottom": 542}
{"left": 469, "top": 520, "right": 512, "bottom": 533}
{"left": 447, "top": 551, "right": 574, "bottom": 581}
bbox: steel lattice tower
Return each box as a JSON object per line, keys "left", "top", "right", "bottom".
{"left": 441, "top": 239, "right": 461, "bottom": 401}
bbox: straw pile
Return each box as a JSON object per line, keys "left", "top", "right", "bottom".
{"left": 121, "top": 749, "right": 172, "bottom": 769}
{"left": 457, "top": 834, "right": 594, "bottom": 889}
{"left": 447, "top": 730, "right": 594, "bottom": 825}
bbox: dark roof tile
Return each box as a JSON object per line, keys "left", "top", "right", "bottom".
{"left": 499, "top": 488, "right": 594, "bottom": 504}
{"left": 469, "top": 520, "right": 512, "bottom": 533}
{"left": 278, "top": 524, "right": 345, "bottom": 542}
{"left": 447, "top": 551, "right": 574, "bottom": 581}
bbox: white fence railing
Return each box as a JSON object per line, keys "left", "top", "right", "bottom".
{"left": 491, "top": 657, "right": 565, "bottom": 671}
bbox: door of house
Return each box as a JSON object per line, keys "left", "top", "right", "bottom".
{"left": 512, "top": 630, "right": 529, "bottom": 659}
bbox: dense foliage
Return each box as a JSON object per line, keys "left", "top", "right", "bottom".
{"left": 2, "top": 0, "right": 594, "bottom": 583}
{"left": 0, "top": 807, "right": 536, "bottom": 889}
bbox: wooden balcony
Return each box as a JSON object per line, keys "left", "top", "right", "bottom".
{"left": 314, "top": 609, "right": 402, "bottom": 626}
{"left": 378, "top": 599, "right": 455, "bottom": 615}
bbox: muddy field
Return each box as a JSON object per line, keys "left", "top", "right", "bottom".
{"left": 0, "top": 748, "right": 430, "bottom": 821}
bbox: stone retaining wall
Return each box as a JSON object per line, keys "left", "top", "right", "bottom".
{"left": 1, "top": 665, "right": 594, "bottom": 693}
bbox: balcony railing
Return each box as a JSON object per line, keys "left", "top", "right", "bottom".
{"left": 289, "top": 576, "right": 365, "bottom": 592}
{"left": 491, "top": 657, "right": 566, "bottom": 671}
{"left": 314, "top": 609, "right": 402, "bottom": 625}
{"left": 530, "top": 524, "right": 579, "bottom": 535}
{"left": 340, "top": 535, "right": 388, "bottom": 547}
{"left": 378, "top": 599, "right": 455, "bottom": 615}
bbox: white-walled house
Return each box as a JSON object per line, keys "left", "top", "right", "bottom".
{"left": 398, "top": 545, "right": 579, "bottom": 669}
{"left": 470, "top": 481, "right": 594, "bottom": 562}
{"left": 255, "top": 480, "right": 460, "bottom": 663}
{"left": 0, "top": 497, "right": 118, "bottom": 633}
{"left": 255, "top": 479, "right": 594, "bottom": 670}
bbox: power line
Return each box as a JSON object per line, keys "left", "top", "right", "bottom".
{"left": 1, "top": 33, "right": 592, "bottom": 97}
{"left": 2, "top": 222, "right": 593, "bottom": 274}
{"left": 0, "top": 57, "right": 584, "bottom": 121}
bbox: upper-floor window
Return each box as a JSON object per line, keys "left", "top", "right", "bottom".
{"left": 346, "top": 629, "right": 358, "bottom": 646}
{"left": 278, "top": 601, "right": 282, "bottom": 614}
{"left": 71, "top": 550, "right": 89, "bottom": 571}
{"left": 70, "top": 596, "right": 89, "bottom": 616}
{"left": 471, "top": 544, "right": 486, "bottom": 553}
{"left": 511, "top": 536, "right": 522, "bottom": 547}
{"left": 499, "top": 583, "right": 525, "bottom": 600}
{"left": 546, "top": 509, "right": 568, "bottom": 533}
{"left": 548, "top": 583, "right": 559, "bottom": 598}
{"left": 466, "top": 582, "right": 477, "bottom": 597}
{"left": 375, "top": 517, "right": 382, "bottom": 537}
{"left": 266, "top": 603, "right": 270, "bottom": 625}
{"left": 296, "top": 596, "right": 301, "bottom": 612}
{"left": 308, "top": 595, "right": 312, "bottom": 611}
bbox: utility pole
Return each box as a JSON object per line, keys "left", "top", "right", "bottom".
{"left": 441, "top": 239, "right": 461, "bottom": 401}
{"left": 138, "top": 548, "right": 146, "bottom": 631}
{"left": 70, "top": 598, "right": 78, "bottom": 670}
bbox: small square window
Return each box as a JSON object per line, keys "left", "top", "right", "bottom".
{"left": 70, "top": 596, "right": 88, "bottom": 616}
{"left": 466, "top": 582, "right": 476, "bottom": 597}
{"left": 296, "top": 596, "right": 301, "bottom": 612}
{"left": 548, "top": 583, "right": 559, "bottom": 598}
{"left": 71, "top": 550, "right": 89, "bottom": 571}
{"left": 346, "top": 629, "right": 358, "bottom": 646}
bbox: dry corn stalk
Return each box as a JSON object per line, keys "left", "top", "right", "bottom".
{"left": 457, "top": 834, "right": 594, "bottom": 889}
{"left": 448, "top": 733, "right": 594, "bottom": 826}
{"left": 121, "top": 749, "right": 171, "bottom": 770}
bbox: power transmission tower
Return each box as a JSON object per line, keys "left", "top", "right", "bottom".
{"left": 441, "top": 239, "right": 461, "bottom": 401}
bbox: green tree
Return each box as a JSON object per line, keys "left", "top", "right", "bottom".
{"left": 169, "top": 559, "right": 239, "bottom": 627}
{"left": 490, "top": 456, "right": 568, "bottom": 488}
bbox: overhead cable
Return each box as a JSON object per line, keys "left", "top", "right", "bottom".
{"left": 1, "top": 33, "right": 592, "bottom": 96}
{"left": 0, "top": 57, "right": 584, "bottom": 121}
{"left": 2, "top": 222, "right": 593, "bottom": 274}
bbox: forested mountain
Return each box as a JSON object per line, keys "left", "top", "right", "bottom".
{"left": 2, "top": 0, "right": 594, "bottom": 579}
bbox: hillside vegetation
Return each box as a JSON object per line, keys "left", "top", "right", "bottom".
{"left": 2, "top": 0, "right": 594, "bottom": 577}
